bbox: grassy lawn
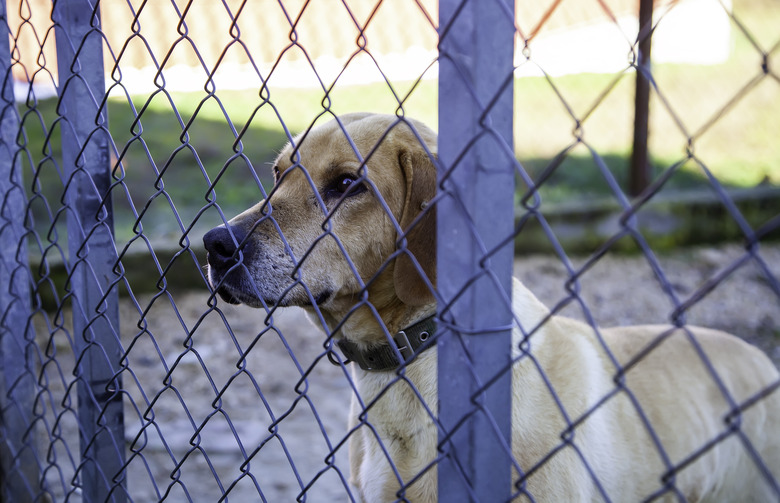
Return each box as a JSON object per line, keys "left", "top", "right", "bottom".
{"left": 16, "top": 1, "right": 778, "bottom": 247}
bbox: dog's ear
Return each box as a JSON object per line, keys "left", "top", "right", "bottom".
{"left": 394, "top": 147, "right": 437, "bottom": 306}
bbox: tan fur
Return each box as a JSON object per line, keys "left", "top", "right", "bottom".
{"left": 205, "top": 113, "right": 780, "bottom": 502}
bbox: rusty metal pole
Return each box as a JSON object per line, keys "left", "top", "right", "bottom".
{"left": 630, "top": 0, "right": 654, "bottom": 196}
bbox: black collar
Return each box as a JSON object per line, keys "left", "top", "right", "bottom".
{"left": 336, "top": 316, "right": 437, "bottom": 371}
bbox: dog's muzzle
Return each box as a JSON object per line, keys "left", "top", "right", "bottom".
{"left": 203, "top": 224, "right": 328, "bottom": 308}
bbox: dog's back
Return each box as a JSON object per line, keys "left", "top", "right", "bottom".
{"left": 510, "top": 279, "right": 779, "bottom": 501}
{"left": 602, "top": 324, "right": 780, "bottom": 501}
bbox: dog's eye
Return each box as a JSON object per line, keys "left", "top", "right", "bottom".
{"left": 272, "top": 165, "right": 280, "bottom": 181}
{"left": 327, "top": 174, "right": 366, "bottom": 199}
{"left": 337, "top": 175, "right": 357, "bottom": 193}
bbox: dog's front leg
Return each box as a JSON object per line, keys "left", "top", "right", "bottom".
{"left": 348, "top": 393, "right": 368, "bottom": 502}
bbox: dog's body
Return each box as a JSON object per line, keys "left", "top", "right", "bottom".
{"left": 204, "top": 113, "right": 780, "bottom": 502}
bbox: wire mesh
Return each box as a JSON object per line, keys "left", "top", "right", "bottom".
{"left": 0, "top": 0, "right": 778, "bottom": 502}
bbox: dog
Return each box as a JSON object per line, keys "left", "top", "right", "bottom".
{"left": 203, "top": 113, "right": 780, "bottom": 502}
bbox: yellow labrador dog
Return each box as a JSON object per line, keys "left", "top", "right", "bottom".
{"left": 203, "top": 113, "right": 780, "bottom": 502}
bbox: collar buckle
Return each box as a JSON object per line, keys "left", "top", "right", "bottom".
{"left": 393, "top": 330, "right": 414, "bottom": 362}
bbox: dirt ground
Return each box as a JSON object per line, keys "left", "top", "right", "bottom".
{"left": 35, "top": 243, "right": 780, "bottom": 502}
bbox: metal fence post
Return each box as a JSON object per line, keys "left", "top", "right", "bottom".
{"left": 0, "top": 1, "right": 42, "bottom": 500}
{"left": 52, "top": 1, "right": 126, "bottom": 501}
{"left": 437, "top": 0, "right": 516, "bottom": 501}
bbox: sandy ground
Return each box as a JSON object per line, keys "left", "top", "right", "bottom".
{"left": 34, "top": 243, "right": 780, "bottom": 502}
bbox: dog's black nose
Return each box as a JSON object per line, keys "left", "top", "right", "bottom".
{"left": 203, "top": 225, "right": 245, "bottom": 270}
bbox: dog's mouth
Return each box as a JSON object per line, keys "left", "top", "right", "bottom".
{"left": 312, "top": 291, "right": 332, "bottom": 305}
{"left": 204, "top": 260, "right": 265, "bottom": 307}
{"left": 209, "top": 277, "right": 265, "bottom": 308}
{"left": 214, "top": 284, "right": 242, "bottom": 305}
{"left": 207, "top": 266, "right": 332, "bottom": 309}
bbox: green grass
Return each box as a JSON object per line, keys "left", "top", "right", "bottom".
{"left": 19, "top": 95, "right": 288, "bottom": 245}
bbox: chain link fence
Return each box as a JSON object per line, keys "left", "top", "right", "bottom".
{"left": 1, "top": 0, "right": 779, "bottom": 501}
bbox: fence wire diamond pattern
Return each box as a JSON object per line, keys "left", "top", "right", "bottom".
{"left": 0, "top": 0, "right": 779, "bottom": 502}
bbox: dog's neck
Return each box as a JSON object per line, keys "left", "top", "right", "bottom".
{"left": 316, "top": 296, "right": 436, "bottom": 344}
{"left": 313, "top": 265, "right": 436, "bottom": 343}
{"left": 305, "top": 276, "right": 437, "bottom": 371}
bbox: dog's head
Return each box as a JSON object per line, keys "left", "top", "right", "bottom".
{"left": 203, "top": 113, "right": 437, "bottom": 325}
